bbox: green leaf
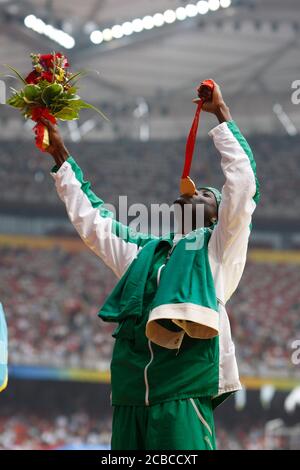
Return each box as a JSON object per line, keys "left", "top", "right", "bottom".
{"left": 3, "top": 64, "right": 27, "bottom": 85}
{"left": 54, "top": 107, "right": 79, "bottom": 120}
{"left": 64, "top": 99, "right": 85, "bottom": 109}
{"left": 62, "top": 98, "right": 109, "bottom": 121}
{"left": 7, "top": 93, "right": 26, "bottom": 109}
{"left": 23, "top": 84, "right": 41, "bottom": 103}
{"left": 9, "top": 86, "right": 20, "bottom": 94}
{"left": 41, "top": 83, "right": 64, "bottom": 106}
{"left": 64, "top": 71, "right": 86, "bottom": 85}
{"left": 66, "top": 86, "right": 78, "bottom": 95}
{"left": 38, "top": 80, "right": 54, "bottom": 90}
{"left": 76, "top": 100, "right": 110, "bottom": 121}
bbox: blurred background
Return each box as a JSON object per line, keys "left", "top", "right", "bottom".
{"left": 0, "top": 0, "right": 300, "bottom": 450}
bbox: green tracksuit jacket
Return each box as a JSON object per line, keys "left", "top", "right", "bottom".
{"left": 51, "top": 120, "right": 260, "bottom": 409}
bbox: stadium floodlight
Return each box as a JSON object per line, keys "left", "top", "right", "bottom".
{"left": 175, "top": 7, "right": 187, "bottom": 21}
{"left": 142, "top": 15, "right": 154, "bottom": 30}
{"left": 24, "top": 14, "right": 75, "bottom": 49}
{"left": 89, "top": 0, "right": 232, "bottom": 45}
{"left": 102, "top": 28, "right": 113, "bottom": 41}
{"left": 197, "top": 1, "right": 209, "bottom": 15}
{"left": 111, "top": 24, "right": 123, "bottom": 39}
{"left": 24, "top": 14, "right": 36, "bottom": 28}
{"left": 131, "top": 18, "right": 144, "bottom": 33}
{"left": 44, "top": 24, "right": 55, "bottom": 38}
{"left": 90, "top": 30, "right": 104, "bottom": 44}
{"left": 163, "top": 9, "right": 177, "bottom": 24}
{"left": 33, "top": 18, "right": 46, "bottom": 34}
{"left": 185, "top": 4, "right": 199, "bottom": 18}
{"left": 220, "top": 0, "right": 231, "bottom": 7}
{"left": 208, "top": 0, "right": 220, "bottom": 11}
{"left": 121, "top": 21, "right": 134, "bottom": 36}
{"left": 153, "top": 13, "right": 165, "bottom": 27}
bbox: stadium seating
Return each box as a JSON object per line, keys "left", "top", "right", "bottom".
{"left": 1, "top": 244, "right": 299, "bottom": 377}
{"left": 1, "top": 134, "right": 300, "bottom": 219}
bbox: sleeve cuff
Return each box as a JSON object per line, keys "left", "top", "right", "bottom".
{"left": 208, "top": 120, "right": 235, "bottom": 138}
{"left": 50, "top": 155, "right": 73, "bottom": 174}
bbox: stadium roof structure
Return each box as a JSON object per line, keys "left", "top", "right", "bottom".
{"left": 0, "top": 0, "right": 299, "bottom": 139}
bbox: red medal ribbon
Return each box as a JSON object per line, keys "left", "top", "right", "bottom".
{"left": 181, "top": 79, "right": 215, "bottom": 180}
{"left": 31, "top": 107, "right": 57, "bottom": 152}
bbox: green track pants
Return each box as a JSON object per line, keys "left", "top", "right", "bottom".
{"left": 111, "top": 397, "right": 216, "bottom": 450}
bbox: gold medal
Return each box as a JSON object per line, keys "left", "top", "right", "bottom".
{"left": 180, "top": 176, "right": 196, "bottom": 196}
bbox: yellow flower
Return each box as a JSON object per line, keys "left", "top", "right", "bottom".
{"left": 55, "top": 67, "right": 65, "bottom": 82}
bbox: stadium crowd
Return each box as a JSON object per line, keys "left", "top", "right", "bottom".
{"left": 0, "top": 411, "right": 272, "bottom": 450}
{"left": 1, "top": 133, "right": 300, "bottom": 219}
{"left": 1, "top": 244, "right": 299, "bottom": 377}
{"left": 0, "top": 410, "right": 111, "bottom": 450}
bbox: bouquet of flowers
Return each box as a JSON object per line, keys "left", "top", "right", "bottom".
{"left": 4, "top": 52, "right": 108, "bottom": 151}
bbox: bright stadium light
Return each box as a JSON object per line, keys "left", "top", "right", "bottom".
{"left": 90, "top": 30, "right": 103, "bottom": 44}
{"left": 89, "top": 0, "right": 232, "bottom": 45}
{"left": 152, "top": 13, "right": 165, "bottom": 27}
{"left": 24, "top": 14, "right": 75, "bottom": 48}
{"left": 163, "top": 9, "right": 176, "bottom": 24}
{"left": 185, "top": 4, "right": 198, "bottom": 17}
{"left": 142, "top": 15, "right": 154, "bottom": 30}
{"left": 121, "top": 21, "right": 134, "bottom": 35}
{"left": 220, "top": 0, "right": 231, "bottom": 7}
{"left": 102, "top": 28, "right": 113, "bottom": 41}
{"left": 175, "top": 7, "right": 187, "bottom": 21}
{"left": 34, "top": 18, "right": 46, "bottom": 34}
{"left": 131, "top": 18, "right": 144, "bottom": 32}
{"left": 24, "top": 14, "right": 36, "bottom": 28}
{"left": 197, "top": 1, "right": 209, "bottom": 14}
{"left": 208, "top": 0, "right": 220, "bottom": 11}
{"left": 111, "top": 24, "right": 123, "bottom": 38}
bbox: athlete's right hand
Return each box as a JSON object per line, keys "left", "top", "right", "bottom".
{"left": 39, "top": 117, "right": 69, "bottom": 167}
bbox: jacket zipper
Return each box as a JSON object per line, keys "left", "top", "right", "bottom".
{"left": 143, "top": 244, "right": 176, "bottom": 406}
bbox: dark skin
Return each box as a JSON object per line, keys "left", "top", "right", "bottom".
{"left": 173, "top": 188, "right": 218, "bottom": 232}
{"left": 40, "top": 79, "right": 232, "bottom": 233}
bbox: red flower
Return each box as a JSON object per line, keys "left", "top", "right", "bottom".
{"left": 39, "top": 52, "right": 69, "bottom": 70}
{"left": 40, "top": 54, "right": 54, "bottom": 61}
{"left": 41, "top": 71, "right": 53, "bottom": 82}
{"left": 56, "top": 52, "right": 69, "bottom": 68}
{"left": 62, "top": 57, "right": 69, "bottom": 68}
{"left": 25, "top": 70, "right": 39, "bottom": 84}
{"left": 40, "top": 54, "right": 54, "bottom": 69}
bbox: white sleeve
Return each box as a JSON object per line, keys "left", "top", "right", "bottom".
{"left": 51, "top": 156, "right": 157, "bottom": 279}
{"left": 208, "top": 121, "right": 260, "bottom": 303}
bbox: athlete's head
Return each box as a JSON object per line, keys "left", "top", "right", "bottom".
{"left": 173, "top": 186, "right": 221, "bottom": 233}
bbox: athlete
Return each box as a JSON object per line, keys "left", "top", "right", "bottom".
{"left": 39, "top": 80, "right": 260, "bottom": 450}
